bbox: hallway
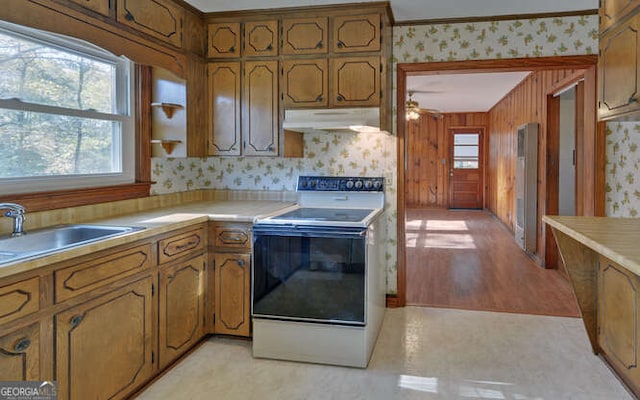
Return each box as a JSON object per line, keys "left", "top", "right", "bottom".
{"left": 406, "top": 208, "right": 579, "bottom": 317}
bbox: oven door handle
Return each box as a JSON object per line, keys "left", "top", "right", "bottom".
{"left": 253, "top": 226, "right": 366, "bottom": 239}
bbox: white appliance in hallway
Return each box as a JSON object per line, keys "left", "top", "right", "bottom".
{"left": 515, "top": 122, "right": 538, "bottom": 253}
{"left": 251, "top": 176, "right": 386, "bottom": 368}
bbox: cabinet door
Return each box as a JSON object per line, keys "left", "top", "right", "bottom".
{"left": 208, "top": 22, "right": 241, "bottom": 58}
{"left": 0, "top": 323, "right": 40, "bottom": 381}
{"left": 282, "top": 59, "right": 329, "bottom": 108}
{"left": 599, "top": 12, "right": 640, "bottom": 120}
{"left": 282, "top": 17, "right": 328, "bottom": 55}
{"left": 330, "top": 56, "right": 380, "bottom": 107}
{"left": 214, "top": 253, "right": 250, "bottom": 337}
{"left": 599, "top": 257, "right": 640, "bottom": 394}
{"left": 0, "top": 277, "right": 40, "bottom": 325}
{"left": 159, "top": 255, "right": 205, "bottom": 369}
{"left": 244, "top": 20, "right": 278, "bottom": 57}
{"left": 332, "top": 14, "right": 381, "bottom": 53}
{"left": 601, "top": 0, "right": 640, "bottom": 32}
{"left": 243, "top": 61, "right": 278, "bottom": 156}
{"left": 208, "top": 62, "right": 241, "bottom": 156}
{"left": 68, "top": 0, "right": 111, "bottom": 16}
{"left": 116, "top": 0, "right": 183, "bottom": 48}
{"left": 56, "top": 277, "right": 153, "bottom": 400}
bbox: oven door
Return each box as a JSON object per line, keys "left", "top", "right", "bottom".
{"left": 252, "top": 225, "right": 367, "bottom": 326}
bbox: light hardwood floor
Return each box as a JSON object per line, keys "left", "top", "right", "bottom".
{"left": 406, "top": 208, "right": 579, "bottom": 317}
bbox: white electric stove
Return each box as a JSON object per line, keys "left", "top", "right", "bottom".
{"left": 251, "top": 176, "right": 386, "bottom": 368}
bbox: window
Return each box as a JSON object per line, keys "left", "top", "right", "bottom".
{"left": 452, "top": 133, "right": 480, "bottom": 169}
{"left": 0, "top": 20, "right": 134, "bottom": 195}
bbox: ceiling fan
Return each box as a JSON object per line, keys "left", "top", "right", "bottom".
{"left": 406, "top": 91, "right": 444, "bottom": 120}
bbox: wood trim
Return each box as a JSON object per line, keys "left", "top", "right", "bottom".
{"left": 399, "top": 55, "right": 598, "bottom": 75}
{"left": 136, "top": 65, "right": 152, "bottom": 184}
{"left": 396, "top": 55, "right": 598, "bottom": 308}
{"left": 386, "top": 294, "right": 399, "bottom": 308}
{"left": 0, "top": 183, "right": 151, "bottom": 212}
{"left": 545, "top": 94, "right": 561, "bottom": 270}
{"left": 595, "top": 121, "right": 608, "bottom": 217}
{"left": 394, "top": 9, "right": 598, "bottom": 26}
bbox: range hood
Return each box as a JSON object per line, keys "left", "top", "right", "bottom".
{"left": 282, "top": 107, "right": 385, "bottom": 134}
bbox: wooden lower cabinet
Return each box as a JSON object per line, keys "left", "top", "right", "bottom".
{"left": 0, "top": 322, "right": 40, "bottom": 381}
{"left": 214, "top": 253, "right": 251, "bottom": 336}
{"left": 158, "top": 255, "right": 206, "bottom": 369}
{"left": 56, "top": 277, "right": 154, "bottom": 400}
{"left": 599, "top": 257, "right": 640, "bottom": 394}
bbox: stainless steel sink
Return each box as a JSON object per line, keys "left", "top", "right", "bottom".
{"left": 0, "top": 224, "right": 145, "bottom": 266}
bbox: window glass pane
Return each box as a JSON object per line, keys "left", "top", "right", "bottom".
{"left": 0, "top": 30, "right": 115, "bottom": 113}
{"left": 0, "top": 110, "right": 119, "bottom": 178}
{"left": 454, "top": 134, "right": 479, "bottom": 145}
{"left": 454, "top": 146, "right": 479, "bottom": 158}
{"left": 454, "top": 160, "right": 479, "bottom": 169}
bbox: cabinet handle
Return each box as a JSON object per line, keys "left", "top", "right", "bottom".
{"left": 175, "top": 240, "right": 197, "bottom": 250}
{"left": 13, "top": 337, "right": 31, "bottom": 352}
{"left": 336, "top": 40, "right": 345, "bottom": 48}
{"left": 70, "top": 315, "right": 84, "bottom": 328}
{"left": 268, "top": 145, "right": 274, "bottom": 151}
{"left": 237, "top": 259, "right": 245, "bottom": 267}
{"left": 267, "top": 44, "right": 273, "bottom": 50}
{"left": 125, "top": 12, "right": 135, "bottom": 21}
{"left": 316, "top": 41, "right": 323, "bottom": 49}
{"left": 336, "top": 95, "right": 344, "bottom": 102}
{"left": 316, "top": 95, "right": 323, "bottom": 102}
{"left": 629, "top": 96, "right": 638, "bottom": 104}
{"left": 229, "top": 46, "right": 235, "bottom": 53}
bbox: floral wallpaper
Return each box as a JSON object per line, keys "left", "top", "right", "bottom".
{"left": 606, "top": 122, "right": 640, "bottom": 217}
{"left": 151, "top": 132, "right": 399, "bottom": 292}
{"left": 153, "top": 14, "right": 599, "bottom": 295}
{"left": 393, "top": 16, "right": 597, "bottom": 63}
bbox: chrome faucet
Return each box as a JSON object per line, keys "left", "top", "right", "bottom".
{"left": 0, "top": 203, "right": 26, "bottom": 237}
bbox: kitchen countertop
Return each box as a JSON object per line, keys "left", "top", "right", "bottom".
{"left": 543, "top": 215, "right": 640, "bottom": 276}
{"left": 0, "top": 200, "right": 295, "bottom": 279}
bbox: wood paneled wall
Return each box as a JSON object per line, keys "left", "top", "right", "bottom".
{"left": 406, "top": 112, "right": 488, "bottom": 207}
{"left": 487, "top": 67, "right": 595, "bottom": 265}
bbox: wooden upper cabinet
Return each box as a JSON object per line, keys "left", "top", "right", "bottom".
{"left": 601, "top": 0, "right": 640, "bottom": 32}
{"left": 0, "top": 323, "right": 40, "bottom": 381}
{"left": 159, "top": 255, "right": 205, "bottom": 369}
{"left": 208, "top": 62, "right": 241, "bottom": 156}
{"left": 282, "top": 59, "right": 329, "bottom": 108}
{"left": 282, "top": 17, "right": 328, "bottom": 55}
{"left": 208, "top": 22, "right": 241, "bottom": 58}
{"left": 331, "top": 56, "right": 380, "bottom": 107}
{"left": 598, "top": 12, "right": 640, "bottom": 120}
{"left": 56, "top": 277, "right": 153, "bottom": 400}
{"left": 243, "top": 60, "right": 279, "bottom": 156}
{"left": 332, "top": 14, "right": 381, "bottom": 53}
{"left": 244, "top": 20, "right": 278, "bottom": 57}
{"left": 68, "top": 0, "right": 111, "bottom": 16}
{"left": 116, "top": 0, "right": 183, "bottom": 48}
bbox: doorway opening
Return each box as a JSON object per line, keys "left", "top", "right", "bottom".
{"left": 449, "top": 129, "right": 484, "bottom": 209}
{"left": 395, "top": 56, "right": 602, "bottom": 309}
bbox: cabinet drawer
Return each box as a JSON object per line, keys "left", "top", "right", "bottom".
{"left": 0, "top": 277, "right": 40, "bottom": 325}
{"left": 213, "top": 224, "right": 251, "bottom": 249}
{"left": 159, "top": 227, "right": 206, "bottom": 264}
{"left": 68, "top": 0, "right": 111, "bottom": 16}
{"left": 55, "top": 244, "right": 153, "bottom": 303}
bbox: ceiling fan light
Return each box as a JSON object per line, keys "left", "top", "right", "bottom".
{"left": 406, "top": 109, "right": 420, "bottom": 121}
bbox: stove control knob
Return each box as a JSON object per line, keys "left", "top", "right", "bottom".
{"left": 309, "top": 180, "right": 316, "bottom": 188}
{"left": 346, "top": 180, "right": 354, "bottom": 189}
{"left": 300, "top": 180, "right": 307, "bottom": 189}
{"left": 373, "top": 180, "right": 382, "bottom": 190}
{"left": 354, "top": 180, "right": 363, "bottom": 189}
{"left": 364, "top": 180, "right": 373, "bottom": 190}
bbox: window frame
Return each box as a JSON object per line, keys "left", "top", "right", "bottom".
{"left": 0, "top": 20, "right": 138, "bottom": 197}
